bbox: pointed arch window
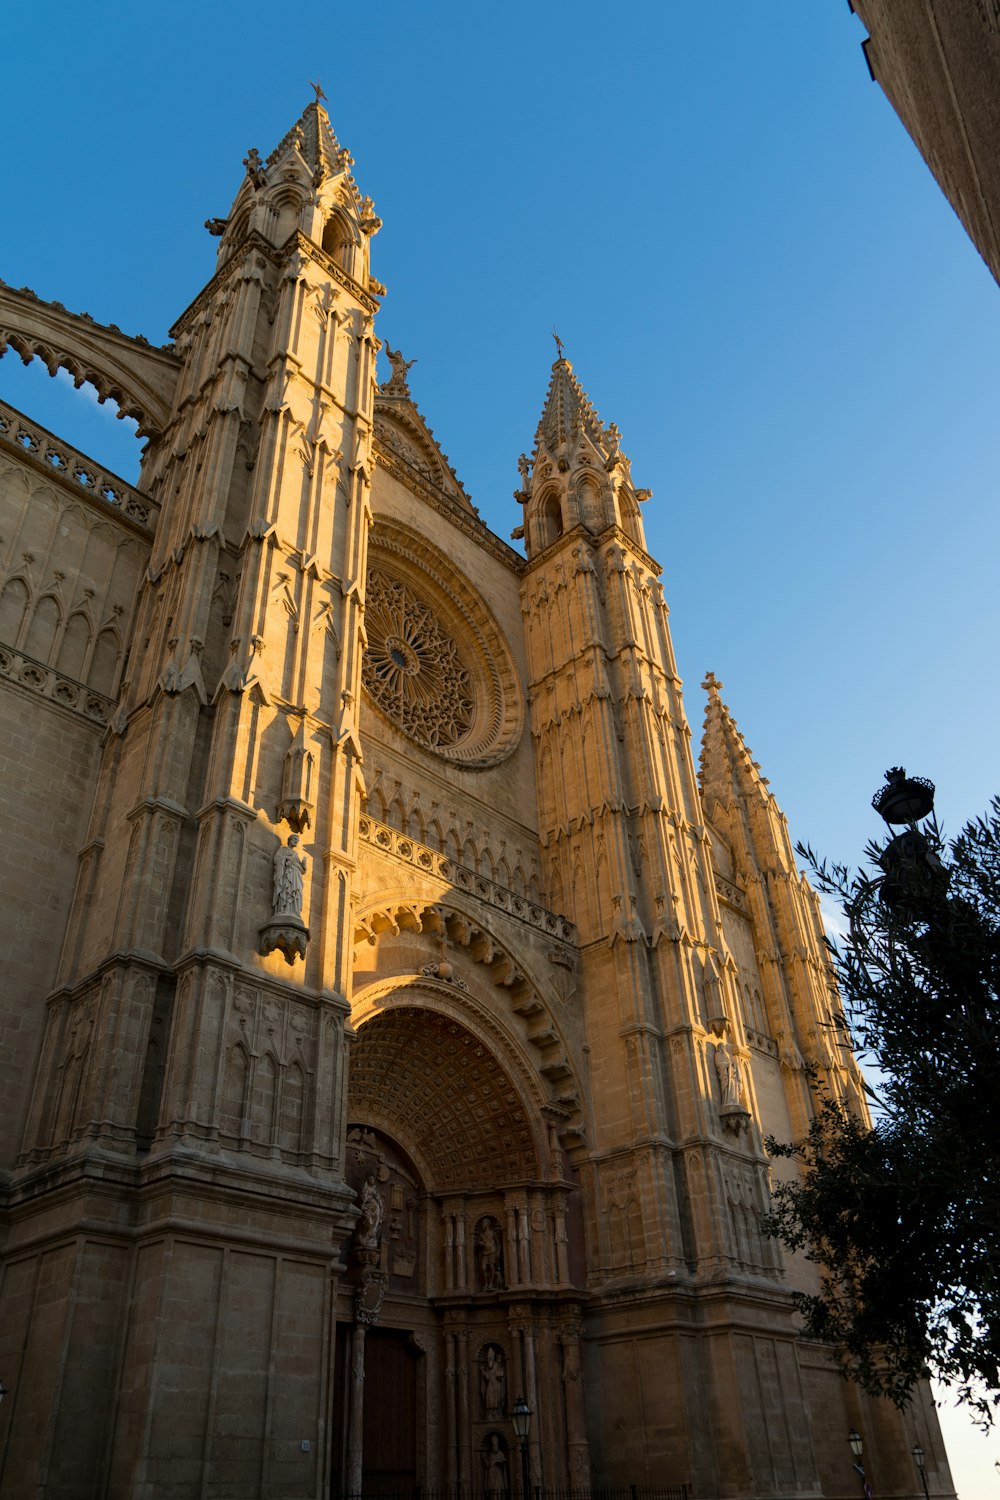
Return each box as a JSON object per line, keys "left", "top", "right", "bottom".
{"left": 57, "top": 612, "right": 92, "bottom": 682}
{"left": 0, "top": 577, "right": 30, "bottom": 647}
{"left": 537, "top": 492, "right": 564, "bottom": 550}
{"left": 322, "top": 212, "right": 355, "bottom": 274}
{"left": 24, "top": 594, "right": 61, "bottom": 664}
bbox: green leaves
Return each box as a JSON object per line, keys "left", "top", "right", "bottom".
{"left": 766, "top": 800, "right": 1000, "bottom": 1427}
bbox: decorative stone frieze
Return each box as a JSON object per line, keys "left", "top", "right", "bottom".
{"left": 0, "top": 643, "right": 113, "bottom": 724}
{"left": 358, "top": 814, "right": 575, "bottom": 946}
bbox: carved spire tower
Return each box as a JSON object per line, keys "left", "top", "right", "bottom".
{"left": 9, "top": 98, "right": 383, "bottom": 1486}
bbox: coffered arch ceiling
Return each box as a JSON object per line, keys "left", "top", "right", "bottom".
{"left": 348, "top": 1004, "right": 539, "bottom": 1194}
{"left": 352, "top": 896, "right": 585, "bottom": 1155}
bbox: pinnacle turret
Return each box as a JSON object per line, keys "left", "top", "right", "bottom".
{"left": 211, "top": 97, "right": 382, "bottom": 283}
{"left": 518, "top": 353, "right": 650, "bottom": 558}
{"left": 266, "top": 98, "right": 347, "bottom": 180}
{"left": 699, "top": 671, "right": 805, "bottom": 886}
{"left": 699, "top": 672, "right": 771, "bottom": 807}
{"left": 533, "top": 356, "right": 610, "bottom": 458}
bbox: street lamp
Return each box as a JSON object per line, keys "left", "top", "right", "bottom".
{"left": 848, "top": 1429, "right": 870, "bottom": 1497}
{"left": 912, "top": 1444, "right": 929, "bottom": 1500}
{"left": 871, "top": 767, "right": 946, "bottom": 909}
{"left": 511, "top": 1395, "right": 533, "bottom": 1500}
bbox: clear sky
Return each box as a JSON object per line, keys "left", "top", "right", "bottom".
{"left": 2, "top": 3, "right": 998, "bottom": 1491}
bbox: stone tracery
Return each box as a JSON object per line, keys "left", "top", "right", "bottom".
{"left": 361, "top": 520, "right": 524, "bottom": 767}
{"left": 363, "top": 567, "right": 475, "bottom": 750}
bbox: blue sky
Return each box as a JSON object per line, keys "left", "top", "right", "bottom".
{"left": 2, "top": 4, "right": 998, "bottom": 1488}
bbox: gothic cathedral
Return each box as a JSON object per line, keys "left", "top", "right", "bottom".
{"left": 0, "top": 100, "right": 951, "bottom": 1499}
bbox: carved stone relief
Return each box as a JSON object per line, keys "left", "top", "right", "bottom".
{"left": 476, "top": 1216, "right": 505, "bottom": 1291}
{"left": 479, "top": 1343, "right": 507, "bottom": 1419}
{"left": 344, "top": 1124, "right": 422, "bottom": 1289}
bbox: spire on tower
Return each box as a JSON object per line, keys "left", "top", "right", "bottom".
{"left": 698, "top": 672, "right": 771, "bottom": 810}
{"left": 533, "top": 353, "right": 610, "bottom": 458}
{"left": 265, "top": 95, "right": 354, "bottom": 185}
{"left": 213, "top": 96, "right": 382, "bottom": 284}
{"left": 518, "top": 351, "right": 651, "bottom": 557}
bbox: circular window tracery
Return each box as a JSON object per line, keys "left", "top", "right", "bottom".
{"left": 360, "top": 526, "right": 523, "bottom": 768}
{"left": 364, "top": 570, "right": 475, "bottom": 749}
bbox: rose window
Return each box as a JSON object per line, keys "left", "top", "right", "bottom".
{"left": 363, "top": 569, "right": 475, "bottom": 749}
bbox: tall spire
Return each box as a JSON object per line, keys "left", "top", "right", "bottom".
{"left": 518, "top": 352, "right": 650, "bottom": 558}
{"left": 533, "top": 354, "right": 609, "bottom": 458}
{"left": 265, "top": 96, "right": 354, "bottom": 186}
{"left": 213, "top": 96, "right": 382, "bottom": 289}
{"left": 698, "top": 672, "right": 772, "bottom": 811}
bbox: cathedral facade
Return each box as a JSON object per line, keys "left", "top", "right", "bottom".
{"left": 0, "top": 101, "right": 952, "bottom": 1499}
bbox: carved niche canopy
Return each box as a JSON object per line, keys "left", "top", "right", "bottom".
{"left": 361, "top": 525, "right": 522, "bottom": 768}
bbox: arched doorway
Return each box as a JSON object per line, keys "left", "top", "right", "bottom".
{"left": 332, "top": 1001, "right": 589, "bottom": 1497}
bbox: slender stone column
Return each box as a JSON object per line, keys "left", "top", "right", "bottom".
{"left": 518, "top": 1206, "right": 531, "bottom": 1284}
{"left": 444, "top": 1211, "right": 455, "bottom": 1290}
{"left": 554, "top": 1196, "right": 570, "bottom": 1286}
{"left": 456, "top": 1211, "right": 467, "bottom": 1290}
{"left": 457, "top": 1326, "right": 471, "bottom": 1488}
{"left": 505, "top": 1204, "right": 519, "bottom": 1287}
{"left": 445, "top": 1329, "right": 458, "bottom": 1488}
{"left": 345, "top": 1322, "right": 367, "bottom": 1498}
{"left": 560, "top": 1317, "right": 591, "bottom": 1491}
{"left": 345, "top": 1270, "right": 385, "bottom": 1496}
{"left": 527, "top": 1192, "right": 545, "bottom": 1284}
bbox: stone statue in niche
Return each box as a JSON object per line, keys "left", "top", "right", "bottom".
{"left": 482, "top": 1433, "right": 509, "bottom": 1495}
{"left": 714, "top": 1038, "right": 744, "bottom": 1109}
{"left": 478, "top": 1216, "right": 504, "bottom": 1291}
{"left": 480, "top": 1344, "right": 506, "bottom": 1420}
{"left": 355, "top": 1173, "right": 384, "bottom": 1250}
{"left": 714, "top": 1036, "right": 752, "bottom": 1134}
{"left": 273, "top": 834, "right": 306, "bottom": 916}
{"left": 260, "top": 833, "right": 310, "bottom": 964}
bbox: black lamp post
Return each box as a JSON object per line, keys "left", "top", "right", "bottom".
{"left": 511, "top": 1395, "right": 533, "bottom": 1500}
{"left": 871, "top": 767, "right": 945, "bottom": 909}
{"left": 848, "top": 1428, "right": 871, "bottom": 1497}
{"left": 912, "top": 1444, "right": 929, "bottom": 1500}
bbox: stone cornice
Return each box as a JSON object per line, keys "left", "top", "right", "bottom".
{"left": 521, "top": 521, "right": 662, "bottom": 580}
{"left": 358, "top": 814, "right": 576, "bottom": 948}
{"left": 0, "top": 642, "right": 114, "bottom": 729}
{"left": 170, "top": 229, "right": 380, "bottom": 339}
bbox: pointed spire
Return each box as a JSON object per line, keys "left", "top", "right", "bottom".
{"left": 518, "top": 349, "right": 651, "bottom": 556}
{"left": 266, "top": 96, "right": 351, "bottom": 183}
{"left": 239, "top": 97, "right": 380, "bottom": 234}
{"left": 698, "top": 672, "right": 771, "bottom": 807}
{"left": 533, "top": 354, "right": 611, "bottom": 459}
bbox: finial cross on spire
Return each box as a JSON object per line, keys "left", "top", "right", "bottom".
{"left": 309, "top": 80, "right": 327, "bottom": 105}
{"left": 552, "top": 328, "right": 565, "bottom": 360}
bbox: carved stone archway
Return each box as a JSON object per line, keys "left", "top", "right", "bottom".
{"left": 352, "top": 893, "right": 585, "bottom": 1153}
{"left": 348, "top": 1001, "right": 542, "bottom": 1194}
{"left": 338, "top": 989, "right": 587, "bottom": 1495}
